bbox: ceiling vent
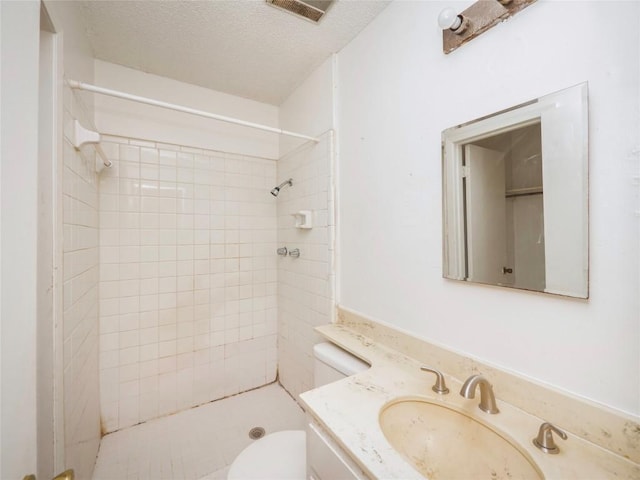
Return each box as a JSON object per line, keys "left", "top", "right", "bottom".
{"left": 266, "top": 0, "right": 334, "bottom": 23}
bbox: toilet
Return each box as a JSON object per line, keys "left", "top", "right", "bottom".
{"left": 227, "top": 342, "right": 369, "bottom": 479}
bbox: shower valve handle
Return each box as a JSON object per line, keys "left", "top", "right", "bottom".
{"left": 277, "top": 247, "right": 288, "bottom": 256}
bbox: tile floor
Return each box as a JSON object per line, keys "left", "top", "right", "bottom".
{"left": 93, "top": 382, "right": 306, "bottom": 480}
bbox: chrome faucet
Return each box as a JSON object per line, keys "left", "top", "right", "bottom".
{"left": 459, "top": 374, "right": 499, "bottom": 414}
{"left": 533, "top": 422, "right": 567, "bottom": 454}
{"left": 420, "top": 366, "right": 449, "bottom": 394}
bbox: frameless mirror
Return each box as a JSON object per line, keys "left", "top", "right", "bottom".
{"left": 442, "top": 83, "right": 588, "bottom": 298}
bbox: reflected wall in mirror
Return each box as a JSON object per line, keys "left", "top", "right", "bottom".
{"left": 442, "top": 83, "right": 588, "bottom": 298}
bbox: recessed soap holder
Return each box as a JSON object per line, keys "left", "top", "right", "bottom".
{"left": 292, "top": 210, "right": 312, "bottom": 229}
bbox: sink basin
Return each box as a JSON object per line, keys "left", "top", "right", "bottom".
{"left": 379, "top": 397, "right": 544, "bottom": 479}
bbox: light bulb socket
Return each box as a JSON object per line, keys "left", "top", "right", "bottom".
{"left": 450, "top": 15, "right": 469, "bottom": 34}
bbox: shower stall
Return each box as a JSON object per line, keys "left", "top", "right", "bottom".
{"left": 61, "top": 67, "right": 336, "bottom": 478}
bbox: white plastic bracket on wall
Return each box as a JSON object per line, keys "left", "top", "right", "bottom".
{"left": 72, "top": 120, "right": 112, "bottom": 171}
{"left": 72, "top": 119, "right": 100, "bottom": 149}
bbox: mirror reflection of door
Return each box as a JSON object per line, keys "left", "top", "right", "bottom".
{"left": 463, "top": 122, "right": 544, "bottom": 291}
{"left": 464, "top": 144, "right": 509, "bottom": 285}
{"left": 442, "top": 83, "right": 588, "bottom": 297}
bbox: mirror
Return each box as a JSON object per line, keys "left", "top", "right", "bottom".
{"left": 442, "top": 83, "right": 588, "bottom": 298}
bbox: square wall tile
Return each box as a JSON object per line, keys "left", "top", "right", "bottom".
{"left": 99, "top": 136, "right": 279, "bottom": 432}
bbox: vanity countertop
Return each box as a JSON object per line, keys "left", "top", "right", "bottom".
{"left": 298, "top": 323, "right": 640, "bottom": 480}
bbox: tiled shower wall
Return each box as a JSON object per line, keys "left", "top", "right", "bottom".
{"left": 98, "top": 135, "right": 278, "bottom": 432}
{"left": 277, "top": 133, "right": 335, "bottom": 398}
{"left": 62, "top": 86, "right": 101, "bottom": 479}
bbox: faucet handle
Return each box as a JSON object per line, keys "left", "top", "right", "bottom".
{"left": 533, "top": 422, "right": 568, "bottom": 454}
{"left": 420, "top": 367, "right": 450, "bottom": 394}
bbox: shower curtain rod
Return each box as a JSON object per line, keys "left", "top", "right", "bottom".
{"left": 67, "top": 79, "right": 320, "bottom": 143}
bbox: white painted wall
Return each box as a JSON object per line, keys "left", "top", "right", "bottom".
{"left": 337, "top": 1, "right": 640, "bottom": 415}
{"left": 94, "top": 61, "right": 279, "bottom": 159}
{"left": 45, "top": 0, "right": 95, "bottom": 94}
{"left": 0, "top": 2, "right": 40, "bottom": 478}
{"left": 279, "top": 57, "right": 335, "bottom": 151}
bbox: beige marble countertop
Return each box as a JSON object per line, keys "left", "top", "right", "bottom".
{"left": 299, "top": 324, "right": 640, "bottom": 480}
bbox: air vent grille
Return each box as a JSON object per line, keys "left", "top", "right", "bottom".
{"left": 267, "top": 0, "right": 333, "bottom": 23}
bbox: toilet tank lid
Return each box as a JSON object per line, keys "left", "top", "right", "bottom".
{"left": 313, "top": 342, "right": 369, "bottom": 376}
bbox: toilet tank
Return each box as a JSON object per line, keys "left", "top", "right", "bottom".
{"left": 313, "top": 342, "right": 369, "bottom": 387}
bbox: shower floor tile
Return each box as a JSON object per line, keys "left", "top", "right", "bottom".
{"left": 92, "top": 382, "right": 306, "bottom": 480}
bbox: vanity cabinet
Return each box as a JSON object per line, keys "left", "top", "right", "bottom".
{"left": 306, "top": 417, "right": 368, "bottom": 480}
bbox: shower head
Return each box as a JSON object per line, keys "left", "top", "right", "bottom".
{"left": 271, "top": 178, "right": 293, "bottom": 197}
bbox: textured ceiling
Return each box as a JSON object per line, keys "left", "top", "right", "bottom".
{"left": 79, "top": 0, "right": 390, "bottom": 105}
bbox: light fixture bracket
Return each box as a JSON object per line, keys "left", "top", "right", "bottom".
{"left": 442, "top": 0, "right": 537, "bottom": 54}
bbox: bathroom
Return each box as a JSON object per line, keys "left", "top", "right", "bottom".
{"left": 1, "top": 0, "right": 638, "bottom": 479}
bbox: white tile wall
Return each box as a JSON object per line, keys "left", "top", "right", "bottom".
{"left": 62, "top": 85, "right": 101, "bottom": 479}
{"left": 277, "top": 133, "right": 335, "bottom": 397}
{"left": 98, "top": 135, "right": 278, "bottom": 432}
